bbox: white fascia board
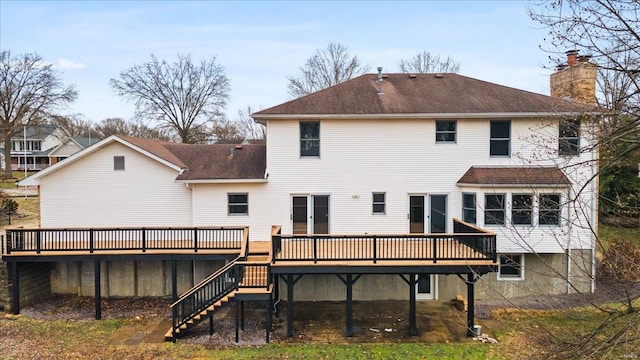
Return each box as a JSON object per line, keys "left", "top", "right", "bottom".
{"left": 175, "top": 179, "right": 268, "bottom": 184}
{"left": 19, "top": 135, "right": 183, "bottom": 186}
{"left": 253, "top": 112, "right": 602, "bottom": 121}
{"left": 456, "top": 183, "right": 570, "bottom": 188}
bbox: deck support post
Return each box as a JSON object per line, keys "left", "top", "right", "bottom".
{"left": 265, "top": 296, "right": 272, "bottom": 343}
{"left": 346, "top": 274, "right": 353, "bottom": 337}
{"left": 240, "top": 300, "right": 245, "bottom": 331}
{"left": 409, "top": 273, "right": 417, "bottom": 336}
{"left": 281, "top": 274, "right": 303, "bottom": 337}
{"left": 171, "top": 260, "right": 178, "bottom": 303}
{"left": 235, "top": 299, "right": 240, "bottom": 343}
{"left": 94, "top": 260, "right": 101, "bottom": 320}
{"left": 337, "top": 274, "right": 361, "bottom": 337}
{"left": 11, "top": 262, "right": 19, "bottom": 315}
{"left": 466, "top": 273, "right": 476, "bottom": 337}
{"left": 286, "top": 274, "right": 294, "bottom": 337}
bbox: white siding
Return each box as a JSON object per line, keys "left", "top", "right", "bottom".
{"left": 39, "top": 142, "right": 192, "bottom": 227}
{"left": 241, "top": 117, "right": 597, "bottom": 252}
{"left": 49, "top": 140, "right": 82, "bottom": 157}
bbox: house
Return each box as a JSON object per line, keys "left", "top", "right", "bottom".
{"left": 5, "top": 52, "right": 601, "bottom": 340}
{"left": 0, "top": 125, "right": 99, "bottom": 171}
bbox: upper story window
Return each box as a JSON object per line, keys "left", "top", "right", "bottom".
{"left": 490, "top": 120, "right": 511, "bottom": 157}
{"left": 113, "top": 156, "right": 125, "bottom": 171}
{"left": 511, "top": 194, "right": 533, "bottom": 225}
{"left": 372, "top": 192, "right": 386, "bottom": 214}
{"left": 559, "top": 119, "right": 580, "bottom": 156}
{"left": 484, "top": 193, "right": 505, "bottom": 225}
{"left": 300, "top": 121, "right": 320, "bottom": 157}
{"left": 462, "top": 193, "right": 476, "bottom": 224}
{"left": 435, "top": 120, "right": 456, "bottom": 143}
{"left": 539, "top": 194, "right": 561, "bottom": 226}
{"left": 228, "top": 193, "right": 249, "bottom": 215}
{"left": 12, "top": 140, "right": 42, "bottom": 151}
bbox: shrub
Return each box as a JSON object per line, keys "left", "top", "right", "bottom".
{"left": 601, "top": 237, "right": 640, "bottom": 281}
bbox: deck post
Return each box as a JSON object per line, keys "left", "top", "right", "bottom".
{"left": 265, "top": 296, "right": 272, "bottom": 343}
{"left": 240, "top": 300, "right": 245, "bottom": 331}
{"left": 11, "top": 261, "right": 19, "bottom": 315}
{"left": 467, "top": 273, "right": 475, "bottom": 337}
{"left": 235, "top": 299, "right": 240, "bottom": 343}
{"left": 286, "top": 274, "right": 294, "bottom": 337}
{"left": 94, "top": 260, "right": 101, "bottom": 320}
{"left": 345, "top": 273, "right": 353, "bottom": 337}
{"left": 171, "top": 260, "right": 178, "bottom": 303}
{"left": 409, "top": 273, "right": 417, "bottom": 335}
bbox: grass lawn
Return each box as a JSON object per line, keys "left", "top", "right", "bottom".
{"left": 0, "top": 171, "right": 36, "bottom": 189}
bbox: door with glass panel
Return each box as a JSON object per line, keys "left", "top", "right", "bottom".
{"left": 292, "top": 195, "right": 330, "bottom": 234}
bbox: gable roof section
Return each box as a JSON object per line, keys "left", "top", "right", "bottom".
{"left": 169, "top": 144, "right": 266, "bottom": 181}
{"left": 20, "top": 135, "right": 267, "bottom": 186}
{"left": 253, "top": 73, "right": 597, "bottom": 119}
{"left": 457, "top": 166, "right": 571, "bottom": 187}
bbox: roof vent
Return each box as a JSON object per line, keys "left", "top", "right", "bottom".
{"left": 435, "top": 74, "right": 443, "bottom": 79}
{"left": 409, "top": 74, "right": 417, "bottom": 78}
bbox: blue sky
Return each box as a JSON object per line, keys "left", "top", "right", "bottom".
{"left": 1, "top": 1, "right": 555, "bottom": 123}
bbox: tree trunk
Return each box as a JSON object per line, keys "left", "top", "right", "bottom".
{"left": 3, "top": 134, "right": 12, "bottom": 180}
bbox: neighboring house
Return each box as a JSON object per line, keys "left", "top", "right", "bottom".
{"left": 0, "top": 125, "right": 98, "bottom": 171}
{"left": 9, "top": 52, "right": 601, "bottom": 339}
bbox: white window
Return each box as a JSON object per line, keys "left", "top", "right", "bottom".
{"left": 228, "top": 193, "right": 248, "bottom": 215}
{"left": 372, "top": 192, "right": 386, "bottom": 214}
{"left": 300, "top": 121, "right": 320, "bottom": 157}
{"left": 114, "top": 156, "right": 125, "bottom": 171}
{"left": 498, "top": 254, "right": 524, "bottom": 280}
{"left": 512, "top": 194, "right": 533, "bottom": 225}
{"left": 490, "top": 120, "right": 511, "bottom": 157}
{"left": 436, "top": 120, "right": 456, "bottom": 143}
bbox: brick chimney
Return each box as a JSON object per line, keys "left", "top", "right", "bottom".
{"left": 550, "top": 50, "right": 597, "bottom": 105}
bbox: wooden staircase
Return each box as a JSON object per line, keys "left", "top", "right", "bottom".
{"left": 165, "top": 241, "right": 272, "bottom": 341}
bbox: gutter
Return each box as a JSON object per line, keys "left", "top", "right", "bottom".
{"left": 253, "top": 111, "right": 604, "bottom": 121}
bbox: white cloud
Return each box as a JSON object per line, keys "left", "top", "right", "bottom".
{"left": 57, "top": 58, "right": 87, "bottom": 70}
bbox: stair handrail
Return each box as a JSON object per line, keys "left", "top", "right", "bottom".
{"left": 170, "top": 257, "right": 238, "bottom": 308}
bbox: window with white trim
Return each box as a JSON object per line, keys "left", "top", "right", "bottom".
{"left": 490, "top": 120, "right": 511, "bottom": 157}
{"left": 539, "top": 194, "right": 561, "bottom": 226}
{"left": 511, "top": 194, "right": 533, "bottom": 225}
{"left": 498, "top": 254, "right": 524, "bottom": 280}
{"left": 462, "top": 193, "right": 476, "bottom": 224}
{"left": 484, "top": 193, "right": 505, "bottom": 225}
{"left": 114, "top": 156, "right": 125, "bottom": 171}
{"left": 559, "top": 119, "right": 580, "bottom": 156}
{"left": 228, "top": 193, "right": 248, "bottom": 215}
{"left": 436, "top": 120, "right": 456, "bottom": 143}
{"left": 300, "top": 121, "right": 320, "bottom": 157}
{"left": 372, "top": 192, "right": 386, "bottom": 214}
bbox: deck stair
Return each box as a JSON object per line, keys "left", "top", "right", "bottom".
{"left": 165, "top": 241, "right": 272, "bottom": 341}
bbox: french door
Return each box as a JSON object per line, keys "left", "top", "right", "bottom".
{"left": 409, "top": 194, "right": 448, "bottom": 300}
{"left": 292, "top": 195, "right": 330, "bottom": 234}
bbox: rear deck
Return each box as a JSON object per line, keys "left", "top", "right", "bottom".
{"left": 2, "top": 219, "right": 496, "bottom": 341}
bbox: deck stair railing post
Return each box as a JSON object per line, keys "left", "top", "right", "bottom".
{"left": 193, "top": 228, "right": 198, "bottom": 253}
{"left": 141, "top": 228, "right": 146, "bottom": 253}
{"left": 372, "top": 235, "right": 377, "bottom": 264}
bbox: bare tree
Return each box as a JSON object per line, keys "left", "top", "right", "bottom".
{"left": 110, "top": 54, "right": 230, "bottom": 144}
{"left": 94, "top": 117, "right": 174, "bottom": 141}
{"left": 50, "top": 114, "right": 93, "bottom": 138}
{"left": 210, "top": 118, "right": 244, "bottom": 144}
{"left": 398, "top": 51, "right": 461, "bottom": 73}
{"left": 288, "top": 42, "right": 369, "bottom": 98}
{"left": 517, "top": 1, "right": 640, "bottom": 356}
{"left": 0, "top": 51, "right": 77, "bottom": 179}
{"left": 236, "top": 106, "right": 265, "bottom": 144}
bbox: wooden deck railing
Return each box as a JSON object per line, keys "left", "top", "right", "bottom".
{"left": 4, "top": 226, "right": 248, "bottom": 254}
{"left": 272, "top": 219, "right": 496, "bottom": 264}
